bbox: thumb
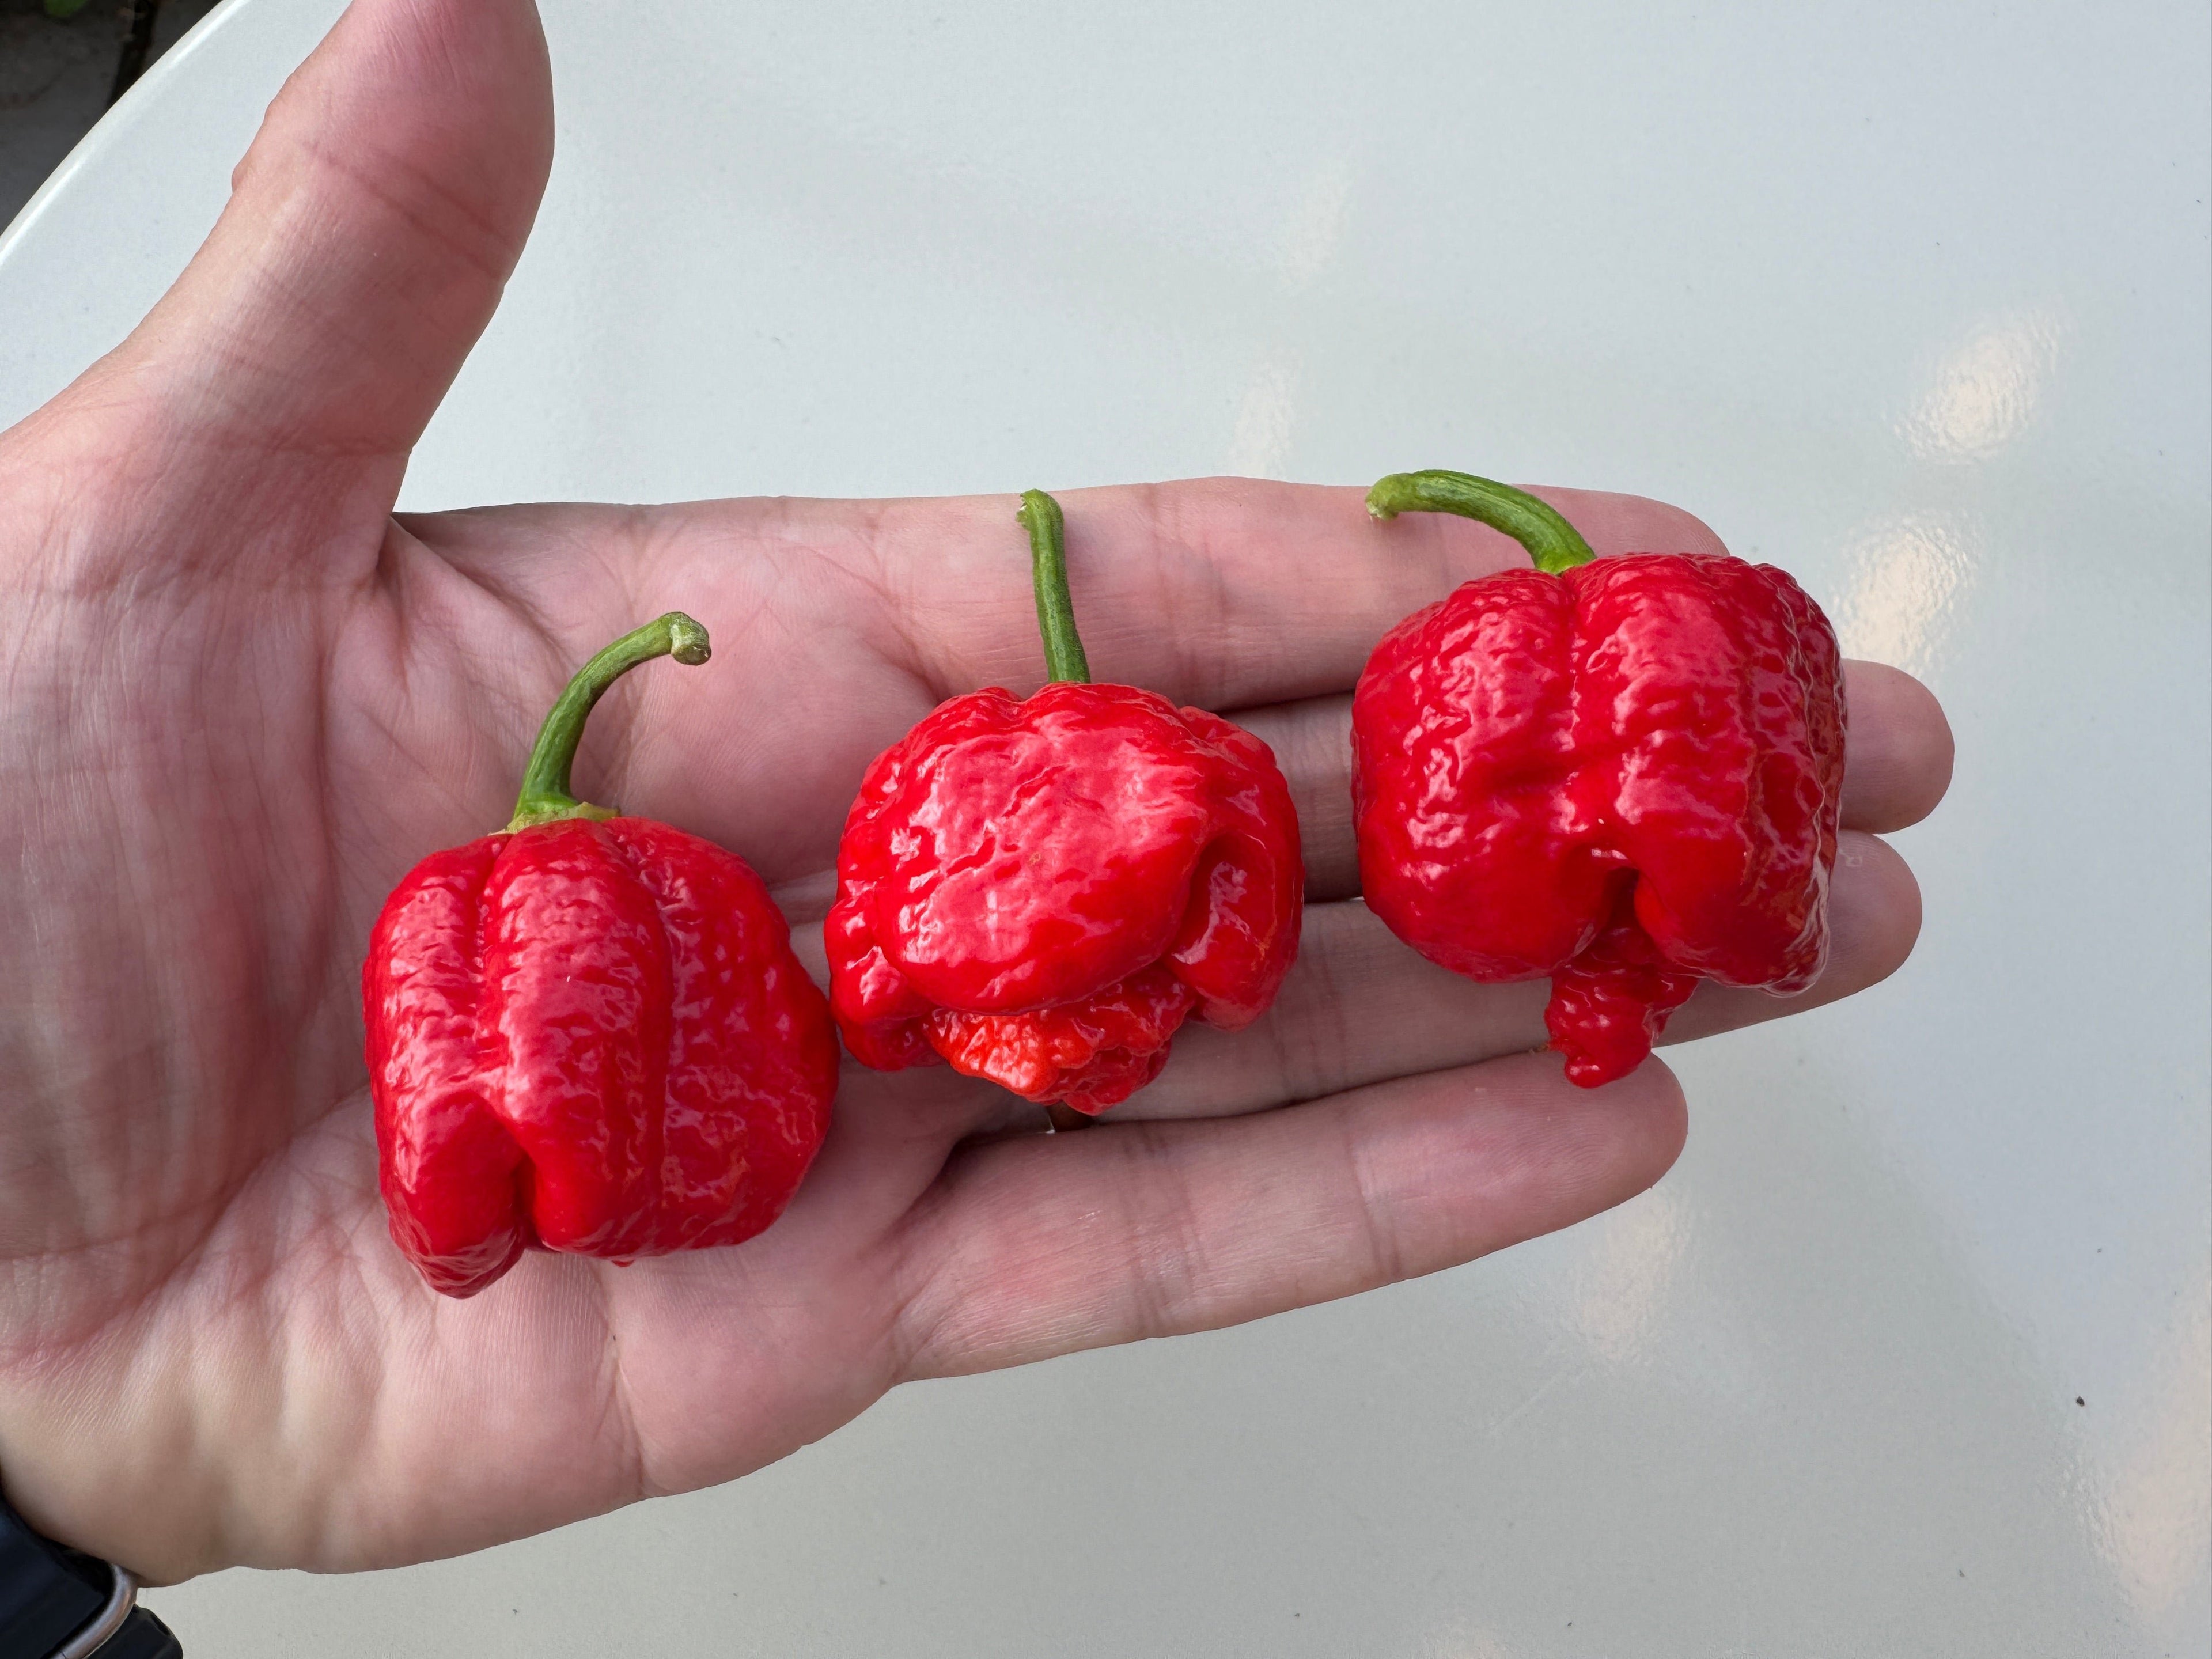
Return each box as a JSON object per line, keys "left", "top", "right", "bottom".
{"left": 97, "top": 0, "right": 551, "bottom": 472}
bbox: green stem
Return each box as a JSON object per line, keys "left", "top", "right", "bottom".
{"left": 507, "top": 612, "right": 711, "bottom": 830}
{"left": 1019, "top": 489, "right": 1091, "bottom": 683}
{"left": 1365, "top": 469, "right": 1597, "bottom": 574}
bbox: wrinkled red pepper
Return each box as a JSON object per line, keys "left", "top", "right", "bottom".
{"left": 1353, "top": 471, "right": 1845, "bottom": 1087}
{"left": 828, "top": 491, "right": 1302, "bottom": 1116}
{"left": 364, "top": 613, "right": 838, "bottom": 1297}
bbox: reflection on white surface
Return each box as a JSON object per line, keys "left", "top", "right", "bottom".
{"left": 2097, "top": 1257, "right": 2212, "bottom": 1630}
{"left": 1832, "top": 512, "right": 1981, "bottom": 677}
{"left": 1278, "top": 158, "right": 1354, "bottom": 291}
{"left": 1567, "top": 1185, "right": 1688, "bottom": 1368}
{"left": 1227, "top": 351, "right": 1301, "bottom": 476}
{"left": 1901, "top": 308, "right": 2065, "bottom": 462}
{"left": 1221, "top": 163, "right": 1352, "bottom": 478}
{"left": 1212, "top": 166, "right": 1344, "bottom": 480}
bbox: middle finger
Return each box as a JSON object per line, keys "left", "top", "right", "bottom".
{"left": 1237, "top": 658, "right": 1950, "bottom": 903}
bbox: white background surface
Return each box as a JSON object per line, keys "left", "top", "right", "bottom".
{"left": 3, "top": 1, "right": 2207, "bottom": 1653}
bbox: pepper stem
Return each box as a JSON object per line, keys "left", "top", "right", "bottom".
{"left": 1366, "top": 470, "right": 1597, "bottom": 574}
{"left": 507, "top": 612, "right": 711, "bottom": 831}
{"left": 1019, "top": 489, "right": 1091, "bottom": 683}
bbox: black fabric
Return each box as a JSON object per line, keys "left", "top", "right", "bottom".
{"left": 92, "top": 1607, "right": 183, "bottom": 1659}
{"left": 0, "top": 1493, "right": 183, "bottom": 1658}
{"left": 0, "top": 1493, "right": 107, "bottom": 1657}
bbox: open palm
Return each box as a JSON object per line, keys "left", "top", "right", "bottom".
{"left": 0, "top": 0, "right": 1949, "bottom": 1584}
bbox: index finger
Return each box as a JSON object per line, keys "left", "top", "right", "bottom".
{"left": 762, "top": 477, "right": 1733, "bottom": 712}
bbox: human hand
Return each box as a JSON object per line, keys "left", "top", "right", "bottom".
{"left": 0, "top": 0, "right": 1950, "bottom": 1582}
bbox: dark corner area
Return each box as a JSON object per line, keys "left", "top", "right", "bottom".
{"left": 2, "top": 0, "right": 225, "bottom": 228}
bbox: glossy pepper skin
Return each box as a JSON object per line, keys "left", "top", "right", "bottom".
{"left": 1353, "top": 471, "right": 1844, "bottom": 1088}
{"left": 364, "top": 615, "right": 838, "bottom": 1297}
{"left": 828, "top": 491, "right": 1302, "bottom": 1116}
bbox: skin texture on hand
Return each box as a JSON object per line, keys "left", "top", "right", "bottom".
{"left": 0, "top": 0, "right": 1952, "bottom": 1583}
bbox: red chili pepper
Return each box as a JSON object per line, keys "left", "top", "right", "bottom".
{"left": 363, "top": 614, "right": 838, "bottom": 1297}
{"left": 1353, "top": 471, "right": 1845, "bottom": 1088}
{"left": 828, "top": 491, "right": 1302, "bottom": 1118}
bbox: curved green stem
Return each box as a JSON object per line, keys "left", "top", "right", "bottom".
{"left": 1366, "top": 469, "right": 1597, "bottom": 574}
{"left": 1019, "top": 489, "right": 1091, "bottom": 683}
{"left": 507, "top": 612, "right": 711, "bottom": 830}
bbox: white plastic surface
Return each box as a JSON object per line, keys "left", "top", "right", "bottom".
{"left": 2, "top": 1, "right": 2207, "bottom": 1654}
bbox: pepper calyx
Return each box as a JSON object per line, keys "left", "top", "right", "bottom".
{"left": 506, "top": 612, "right": 710, "bottom": 832}
{"left": 505, "top": 800, "right": 622, "bottom": 832}
{"left": 1366, "top": 469, "right": 1599, "bottom": 575}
